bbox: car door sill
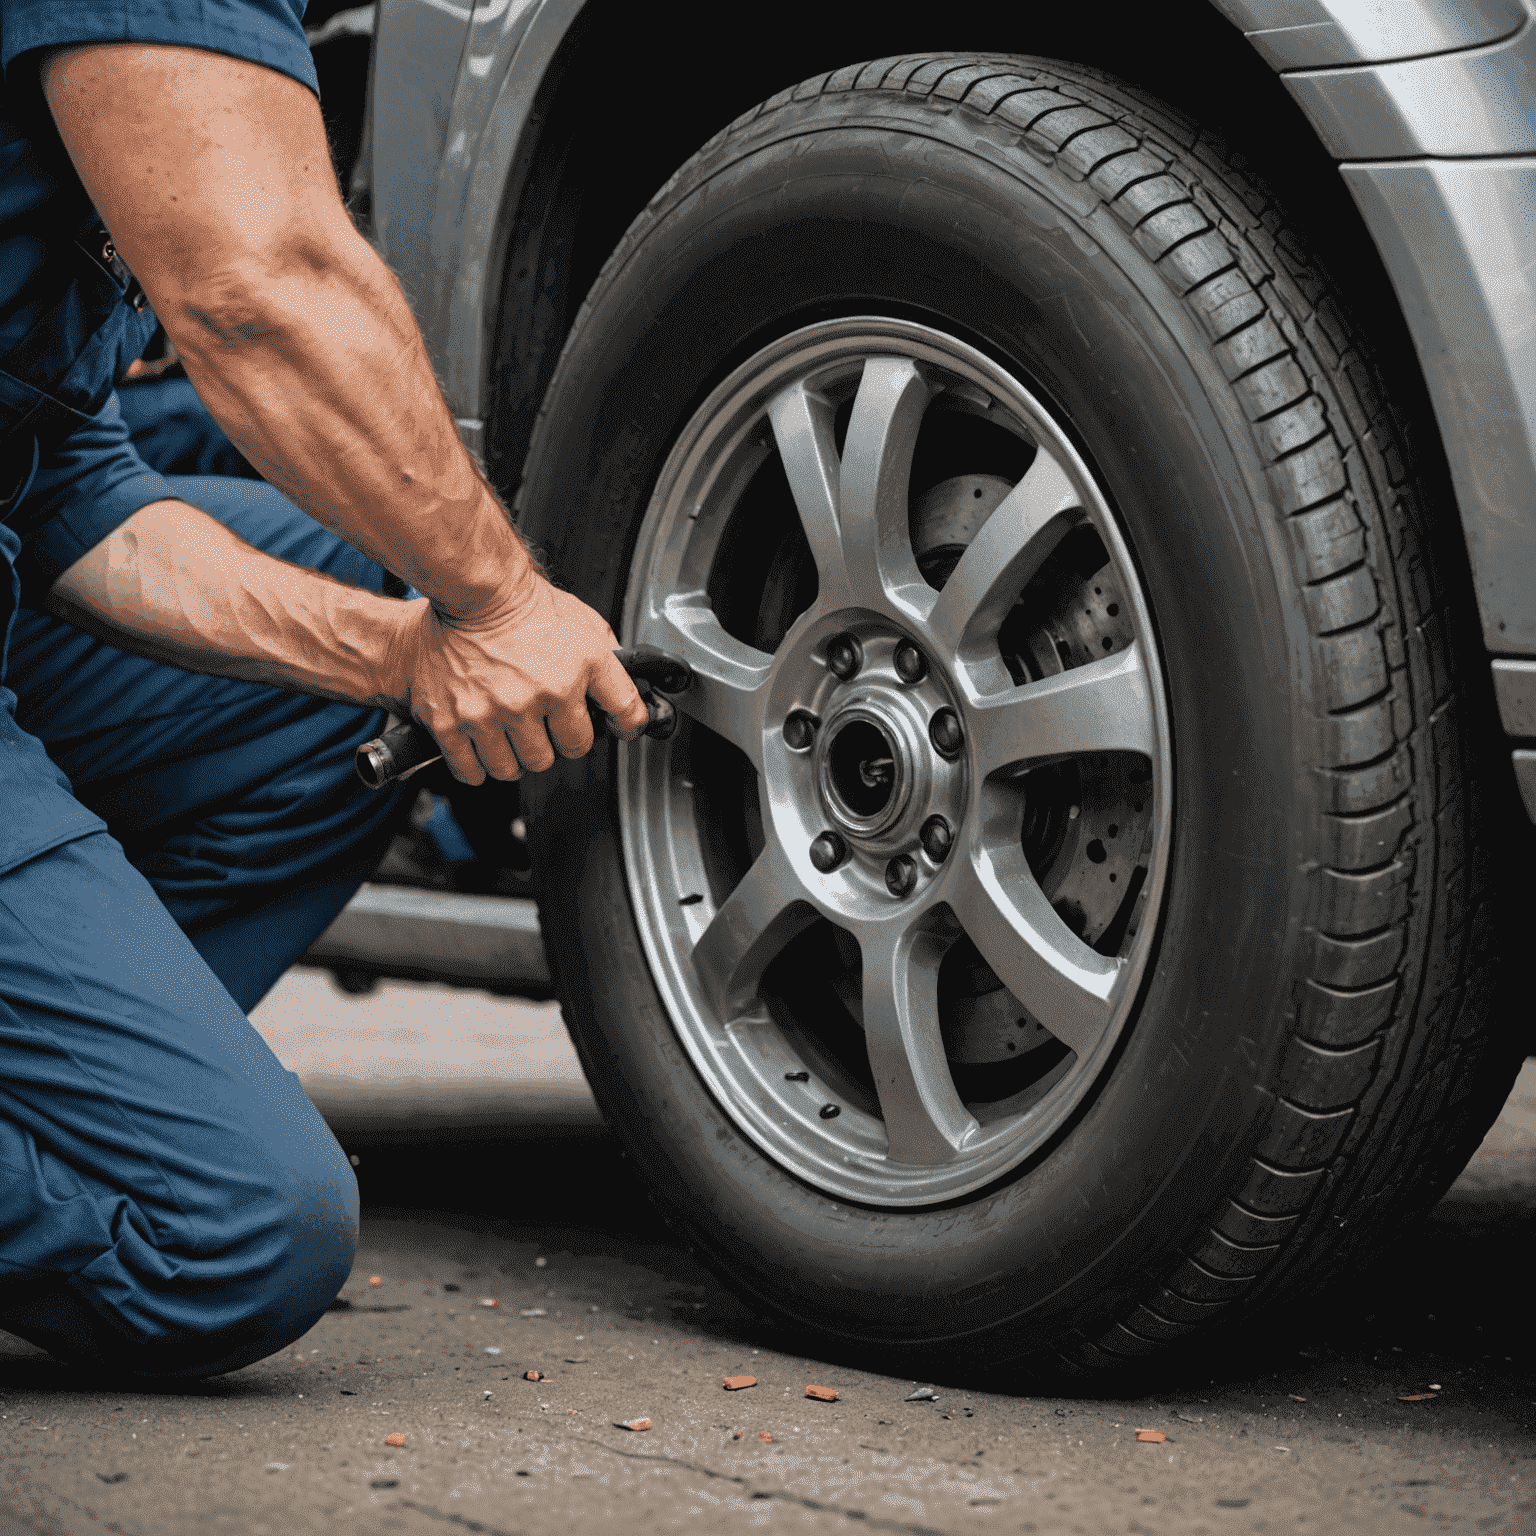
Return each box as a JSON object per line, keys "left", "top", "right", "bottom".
{"left": 301, "top": 883, "right": 552, "bottom": 995}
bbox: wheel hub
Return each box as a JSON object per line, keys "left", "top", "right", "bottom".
{"left": 776, "top": 625, "right": 972, "bottom": 909}
{"left": 822, "top": 712, "right": 902, "bottom": 829}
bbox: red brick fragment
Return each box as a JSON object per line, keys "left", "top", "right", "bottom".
{"left": 1135, "top": 1429, "right": 1165, "bottom": 1443}
{"left": 367, "top": 1275, "right": 383, "bottom": 1287}
{"left": 383, "top": 1432, "right": 405, "bottom": 1447}
{"left": 723, "top": 1375, "right": 757, "bottom": 1391}
{"left": 758, "top": 1431, "right": 775, "bottom": 1443}
{"left": 524, "top": 1370, "right": 543, "bottom": 1382}
{"left": 618, "top": 1418, "right": 652, "bottom": 1432}
{"left": 805, "top": 1384, "right": 838, "bottom": 1402}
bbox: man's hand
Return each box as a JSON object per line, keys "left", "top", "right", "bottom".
{"left": 389, "top": 580, "right": 652, "bottom": 782}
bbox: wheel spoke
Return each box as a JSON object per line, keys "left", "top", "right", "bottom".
{"left": 966, "top": 640, "right": 1155, "bottom": 779}
{"left": 860, "top": 919, "right": 979, "bottom": 1166}
{"left": 767, "top": 380, "right": 849, "bottom": 599}
{"left": 925, "top": 450, "right": 1082, "bottom": 658}
{"left": 951, "top": 848, "right": 1119, "bottom": 1058}
{"left": 637, "top": 596, "right": 773, "bottom": 772}
{"left": 690, "top": 838, "right": 820, "bottom": 1025}
{"left": 838, "top": 358, "right": 934, "bottom": 621}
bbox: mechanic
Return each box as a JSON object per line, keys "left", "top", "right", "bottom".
{"left": 0, "top": 0, "right": 648, "bottom": 1378}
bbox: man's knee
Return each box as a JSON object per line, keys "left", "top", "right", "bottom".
{"left": 163, "top": 1123, "right": 361, "bottom": 1377}
{"left": 24, "top": 1118, "right": 360, "bottom": 1381}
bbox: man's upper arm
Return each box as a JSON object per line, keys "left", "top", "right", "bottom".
{"left": 39, "top": 41, "right": 355, "bottom": 334}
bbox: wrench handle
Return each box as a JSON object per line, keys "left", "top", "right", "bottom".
{"left": 355, "top": 692, "right": 678, "bottom": 790}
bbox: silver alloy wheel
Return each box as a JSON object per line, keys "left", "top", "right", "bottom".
{"left": 619, "top": 317, "right": 1172, "bottom": 1206}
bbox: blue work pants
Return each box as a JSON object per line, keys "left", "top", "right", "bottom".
{"left": 0, "top": 455, "right": 405, "bottom": 1376}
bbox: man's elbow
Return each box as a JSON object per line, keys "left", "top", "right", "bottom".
{"left": 159, "top": 228, "right": 363, "bottom": 362}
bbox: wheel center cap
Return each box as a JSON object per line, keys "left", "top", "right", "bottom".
{"left": 819, "top": 705, "right": 910, "bottom": 836}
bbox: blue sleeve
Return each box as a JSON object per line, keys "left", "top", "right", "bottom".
{"left": 10, "top": 392, "right": 176, "bottom": 600}
{"left": 1, "top": 0, "right": 317, "bottom": 97}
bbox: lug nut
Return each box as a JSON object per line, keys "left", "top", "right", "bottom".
{"left": 920, "top": 814, "right": 953, "bottom": 862}
{"left": 894, "top": 641, "right": 927, "bottom": 684}
{"left": 826, "top": 634, "right": 863, "bottom": 680}
{"left": 809, "top": 831, "right": 848, "bottom": 873}
{"left": 929, "top": 707, "right": 964, "bottom": 758}
{"left": 885, "top": 854, "right": 918, "bottom": 898}
{"left": 782, "top": 710, "right": 818, "bottom": 750}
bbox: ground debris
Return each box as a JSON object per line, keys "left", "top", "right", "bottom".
{"left": 1135, "top": 1429, "right": 1166, "bottom": 1443}
{"left": 758, "top": 1431, "right": 775, "bottom": 1443}
{"left": 95, "top": 1472, "right": 128, "bottom": 1485}
{"left": 905, "top": 1386, "right": 937, "bottom": 1402}
{"left": 520, "top": 1308, "right": 548, "bottom": 1317}
{"left": 617, "top": 1419, "right": 652, "bottom": 1432}
{"left": 384, "top": 1433, "right": 405, "bottom": 1448}
{"left": 525, "top": 1370, "right": 545, "bottom": 1382}
{"left": 723, "top": 1375, "right": 757, "bottom": 1391}
{"left": 806, "top": 1384, "right": 838, "bottom": 1402}
{"left": 1398, "top": 1393, "right": 1439, "bottom": 1402}
{"left": 479, "top": 1297, "right": 499, "bottom": 1309}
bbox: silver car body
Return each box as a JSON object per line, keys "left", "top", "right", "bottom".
{"left": 352, "top": 0, "right": 1536, "bottom": 816}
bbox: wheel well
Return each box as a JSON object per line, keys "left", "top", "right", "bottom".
{"left": 482, "top": 0, "right": 1436, "bottom": 517}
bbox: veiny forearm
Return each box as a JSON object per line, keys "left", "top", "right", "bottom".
{"left": 165, "top": 239, "right": 524, "bottom": 621}
{"left": 46, "top": 499, "right": 415, "bottom": 708}
{"left": 40, "top": 43, "right": 532, "bottom": 623}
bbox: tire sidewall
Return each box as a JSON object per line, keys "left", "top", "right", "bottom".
{"left": 520, "top": 94, "right": 1315, "bottom": 1359}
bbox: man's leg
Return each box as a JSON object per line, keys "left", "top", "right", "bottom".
{"left": 0, "top": 827, "right": 357, "bottom": 1377}
{"left": 7, "top": 474, "right": 407, "bottom": 1011}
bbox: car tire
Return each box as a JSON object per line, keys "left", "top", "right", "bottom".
{"left": 517, "top": 54, "right": 1522, "bottom": 1372}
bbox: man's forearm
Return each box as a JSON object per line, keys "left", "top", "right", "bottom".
{"left": 41, "top": 44, "right": 530, "bottom": 624}
{"left": 46, "top": 499, "right": 414, "bottom": 708}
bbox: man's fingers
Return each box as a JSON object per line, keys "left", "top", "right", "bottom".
{"left": 470, "top": 728, "right": 524, "bottom": 783}
{"left": 439, "top": 729, "right": 488, "bottom": 786}
{"left": 547, "top": 699, "right": 596, "bottom": 760}
{"left": 506, "top": 719, "right": 557, "bottom": 776}
{"left": 588, "top": 652, "right": 650, "bottom": 741}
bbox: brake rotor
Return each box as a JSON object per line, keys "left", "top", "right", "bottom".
{"left": 912, "top": 472, "right": 1154, "bottom": 1065}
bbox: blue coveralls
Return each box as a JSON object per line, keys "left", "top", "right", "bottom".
{"left": 0, "top": 1, "right": 404, "bottom": 1376}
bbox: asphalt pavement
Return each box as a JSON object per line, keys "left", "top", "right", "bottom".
{"left": 0, "top": 968, "right": 1530, "bottom": 1535}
